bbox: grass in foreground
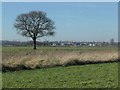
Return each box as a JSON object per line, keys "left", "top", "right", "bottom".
{"left": 2, "top": 62, "right": 118, "bottom": 88}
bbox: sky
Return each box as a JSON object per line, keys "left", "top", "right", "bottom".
{"left": 2, "top": 2, "right": 118, "bottom": 42}
{"left": 0, "top": 2, "right": 2, "bottom": 40}
{"left": 1, "top": 0, "right": 119, "bottom": 2}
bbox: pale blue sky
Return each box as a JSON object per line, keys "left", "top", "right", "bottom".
{"left": 2, "top": 2, "right": 118, "bottom": 42}
{"left": 0, "top": 2, "right": 2, "bottom": 40}
{"left": 1, "top": 0, "right": 119, "bottom": 2}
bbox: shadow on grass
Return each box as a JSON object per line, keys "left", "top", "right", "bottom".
{"left": 2, "top": 59, "right": 120, "bottom": 72}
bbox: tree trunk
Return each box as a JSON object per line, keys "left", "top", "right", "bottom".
{"left": 33, "top": 37, "right": 36, "bottom": 50}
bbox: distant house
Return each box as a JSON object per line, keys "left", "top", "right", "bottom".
{"left": 89, "top": 43, "right": 95, "bottom": 47}
{"left": 52, "top": 43, "right": 57, "bottom": 46}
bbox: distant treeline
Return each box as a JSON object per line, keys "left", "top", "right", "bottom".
{"left": 1, "top": 40, "right": 119, "bottom": 47}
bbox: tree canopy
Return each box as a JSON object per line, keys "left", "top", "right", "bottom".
{"left": 14, "top": 11, "right": 55, "bottom": 49}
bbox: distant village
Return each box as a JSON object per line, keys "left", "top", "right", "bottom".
{"left": 1, "top": 39, "right": 119, "bottom": 47}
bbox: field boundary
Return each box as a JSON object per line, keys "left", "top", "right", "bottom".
{"left": 2, "top": 59, "right": 119, "bottom": 72}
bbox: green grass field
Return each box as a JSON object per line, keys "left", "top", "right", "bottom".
{"left": 2, "top": 46, "right": 118, "bottom": 53}
{"left": 2, "top": 62, "right": 118, "bottom": 88}
{"left": 2, "top": 46, "right": 119, "bottom": 88}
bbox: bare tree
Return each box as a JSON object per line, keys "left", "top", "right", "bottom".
{"left": 14, "top": 11, "right": 55, "bottom": 49}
